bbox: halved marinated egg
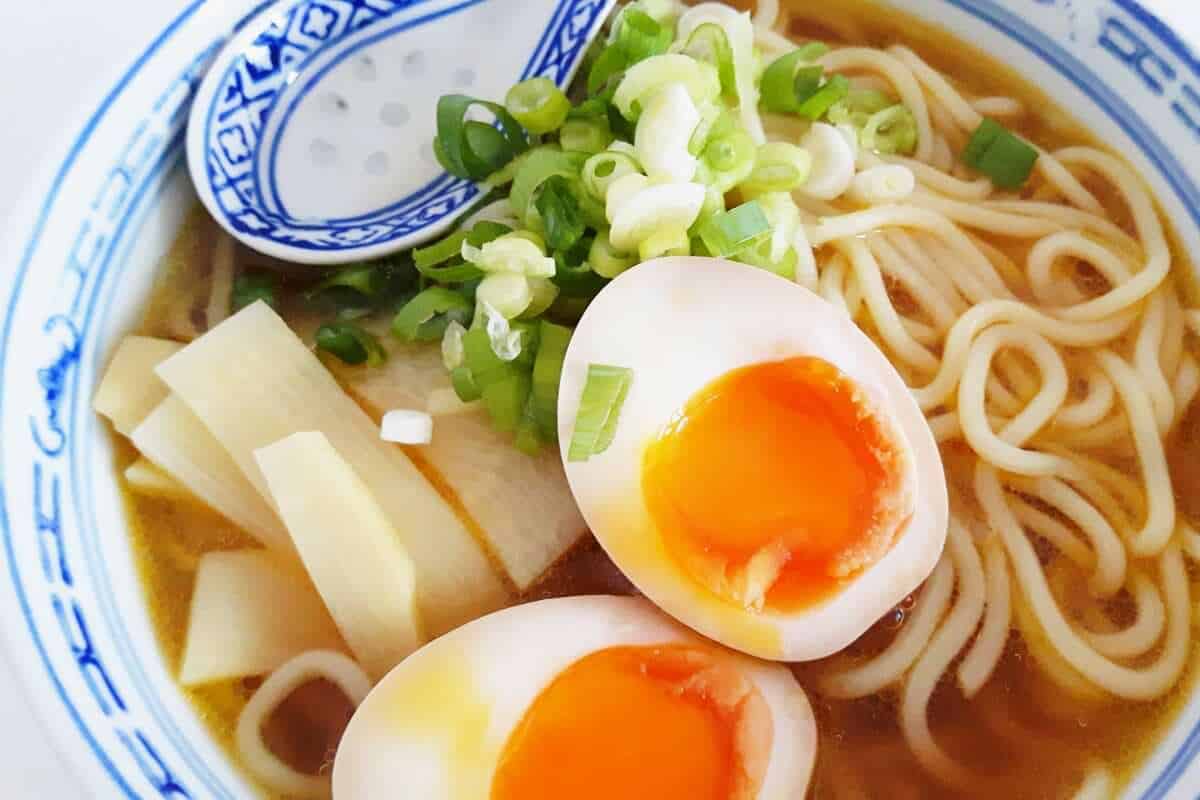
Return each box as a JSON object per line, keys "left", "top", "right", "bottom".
{"left": 557, "top": 257, "right": 948, "bottom": 661}
{"left": 332, "top": 595, "right": 816, "bottom": 799}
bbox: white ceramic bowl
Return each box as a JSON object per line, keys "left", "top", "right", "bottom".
{"left": 1, "top": 0, "right": 1199, "bottom": 796}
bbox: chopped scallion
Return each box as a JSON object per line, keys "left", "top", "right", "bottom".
{"left": 231, "top": 271, "right": 278, "bottom": 313}
{"left": 414, "top": 231, "right": 469, "bottom": 271}
{"left": 742, "top": 141, "right": 813, "bottom": 192}
{"left": 483, "top": 371, "right": 531, "bottom": 433}
{"left": 680, "top": 23, "right": 737, "bottom": 101}
{"left": 450, "top": 364, "right": 482, "bottom": 402}
{"left": 827, "top": 88, "right": 893, "bottom": 129}
{"left": 509, "top": 147, "right": 590, "bottom": 228}
{"left": 391, "top": 287, "right": 473, "bottom": 342}
{"left": 796, "top": 74, "right": 850, "bottom": 120}
{"left": 962, "top": 118, "right": 1039, "bottom": 189}
{"left": 759, "top": 43, "right": 830, "bottom": 114}
{"left": 861, "top": 105, "right": 918, "bottom": 155}
{"left": 638, "top": 226, "right": 690, "bottom": 260}
{"left": 697, "top": 200, "right": 772, "bottom": 258}
{"left": 560, "top": 117, "right": 613, "bottom": 154}
{"left": 582, "top": 151, "right": 641, "bottom": 201}
{"left": 505, "top": 77, "right": 571, "bottom": 135}
{"left": 534, "top": 175, "right": 587, "bottom": 251}
{"left": 315, "top": 323, "right": 387, "bottom": 367}
{"left": 514, "top": 393, "right": 543, "bottom": 454}
{"left": 476, "top": 272, "right": 533, "bottom": 319}
{"left": 435, "top": 95, "right": 528, "bottom": 181}
{"left": 532, "top": 320, "right": 571, "bottom": 438}
{"left": 615, "top": 8, "right": 672, "bottom": 63}
{"left": 463, "top": 325, "right": 516, "bottom": 387}
{"left": 588, "top": 229, "right": 636, "bottom": 278}
{"left": 568, "top": 364, "right": 634, "bottom": 461}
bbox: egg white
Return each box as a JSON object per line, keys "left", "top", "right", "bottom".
{"left": 557, "top": 257, "right": 948, "bottom": 661}
{"left": 332, "top": 595, "right": 816, "bottom": 799}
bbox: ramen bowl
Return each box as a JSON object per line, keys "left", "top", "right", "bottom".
{"left": 1, "top": 0, "right": 1199, "bottom": 796}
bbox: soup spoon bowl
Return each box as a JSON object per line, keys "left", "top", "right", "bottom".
{"left": 186, "top": 0, "right": 615, "bottom": 265}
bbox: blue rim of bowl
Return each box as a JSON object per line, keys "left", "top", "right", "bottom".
{"left": 2, "top": 0, "right": 1199, "bottom": 797}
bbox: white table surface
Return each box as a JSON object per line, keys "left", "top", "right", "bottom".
{"left": 0, "top": 0, "right": 1198, "bottom": 797}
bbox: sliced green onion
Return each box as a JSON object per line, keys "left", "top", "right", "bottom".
{"left": 759, "top": 43, "right": 829, "bottom": 113}
{"left": 737, "top": 236, "right": 798, "bottom": 280}
{"left": 441, "top": 320, "right": 467, "bottom": 369}
{"left": 466, "top": 220, "right": 513, "bottom": 247}
{"left": 582, "top": 151, "right": 641, "bottom": 201}
{"left": 483, "top": 371, "right": 532, "bottom": 433}
{"left": 532, "top": 320, "right": 571, "bottom": 439}
{"left": 553, "top": 236, "right": 607, "bottom": 298}
{"left": 315, "top": 323, "right": 387, "bottom": 367}
{"left": 534, "top": 175, "right": 586, "bottom": 251}
{"left": 434, "top": 94, "right": 528, "bottom": 181}
{"left": 588, "top": 229, "right": 636, "bottom": 278}
{"left": 568, "top": 97, "right": 611, "bottom": 121}
{"left": 508, "top": 320, "right": 540, "bottom": 370}
{"left": 514, "top": 393, "right": 543, "bottom": 455}
{"left": 638, "top": 226, "right": 690, "bottom": 261}
{"left": 391, "top": 287, "right": 473, "bottom": 342}
{"left": 613, "top": 54, "right": 721, "bottom": 121}
{"left": 509, "top": 147, "right": 589, "bottom": 228}
{"left": 697, "top": 200, "right": 771, "bottom": 257}
{"left": 742, "top": 141, "right": 813, "bottom": 192}
{"left": 616, "top": 8, "right": 672, "bottom": 63}
{"left": 796, "top": 74, "right": 850, "bottom": 120}
{"left": 505, "top": 78, "right": 570, "bottom": 135}
{"left": 414, "top": 230, "right": 469, "bottom": 271}
{"left": 701, "top": 128, "right": 752, "bottom": 173}
{"left": 587, "top": 44, "right": 630, "bottom": 97}
{"left": 476, "top": 273, "right": 533, "bottom": 319}
{"left": 414, "top": 220, "right": 514, "bottom": 282}
{"left": 414, "top": 261, "right": 485, "bottom": 283}
{"left": 463, "top": 325, "right": 514, "bottom": 386}
{"left": 963, "top": 117, "right": 1005, "bottom": 166}
{"left": 450, "top": 364, "right": 482, "bottom": 402}
{"left": 462, "top": 233, "right": 556, "bottom": 278}
{"left": 679, "top": 23, "right": 737, "bottom": 101}
{"left": 704, "top": 134, "right": 758, "bottom": 193}
{"left": 963, "top": 118, "right": 1039, "bottom": 189}
{"left": 568, "top": 364, "right": 634, "bottom": 461}
{"left": 560, "top": 117, "right": 613, "bottom": 154}
{"left": 827, "top": 88, "right": 893, "bottom": 128}
{"left": 520, "top": 277, "right": 560, "bottom": 319}
{"left": 308, "top": 263, "right": 381, "bottom": 300}
{"left": 861, "top": 105, "right": 918, "bottom": 155}
{"left": 791, "top": 65, "right": 826, "bottom": 107}
{"left": 231, "top": 271, "right": 277, "bottom": 312}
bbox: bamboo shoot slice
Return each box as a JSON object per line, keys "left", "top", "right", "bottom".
{"left": 338, "top": 341, "right": 586, "bottom": 590}
{"left": 131, "top": 396, "right": 292, "bottom": 553}
{"left": 156, "top": 302, "right": 510, "bottom": 634}
{"left": 179, "top": 550, "right": 344, "bottom": 686}
{"left": 256, "top": 431, "right": 425, "bottom": 680}
{"left": 93, "top": 335, "right": 182, "bottom": 435}
{"left": 123, "top": 457, "right": 191, "bottom": 500}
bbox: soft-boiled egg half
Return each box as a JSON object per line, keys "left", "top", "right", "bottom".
{"left": 332, "top": 595, "right": 816, "bottom": 799}
{"left": 558, "top": 257, "right": 948, "bottom": 661}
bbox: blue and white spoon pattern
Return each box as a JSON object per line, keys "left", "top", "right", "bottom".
{"left": 187, "top": 0, "right": 615, "bottom": 264}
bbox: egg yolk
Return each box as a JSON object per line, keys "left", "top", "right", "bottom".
{"left": 642, "top": 356, "right": 912, "bottom": 611}
{"left": 490, "top": 645, "right": 769, "bottom": 800}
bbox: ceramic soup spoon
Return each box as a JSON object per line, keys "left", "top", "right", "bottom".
{"left": 187, "top": 0, "right": 616, "bottom": 264}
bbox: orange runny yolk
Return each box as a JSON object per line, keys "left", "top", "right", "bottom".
{"left": 490, "top": 645, "right": 768, "bottom": 800}
{"left": 641, "top": 356, "right": 912, "bottom": 611}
